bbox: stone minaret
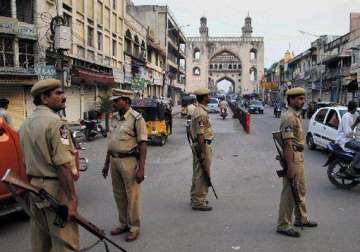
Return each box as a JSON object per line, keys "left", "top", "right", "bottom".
{"left": 242, "top": 13, "right": 253, "bottom": 37}
{"left": 199, "top": 16, "right": 209, "bottom": 38}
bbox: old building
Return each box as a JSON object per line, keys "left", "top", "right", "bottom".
{"left": 0, "top": 0, "right": 38, "bottom": 128}
{"left": 186, "top": 15, "right": 264, "bottom": 95}
{"left": 127, "top": 4, "right": 186, "bottom": 104}
{"left": 35, "top": 0, "right": 126, "bottom": 122}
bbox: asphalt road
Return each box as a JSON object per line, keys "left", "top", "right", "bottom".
{"left": 1, "top": 107, "right": 360, "bottom": 252}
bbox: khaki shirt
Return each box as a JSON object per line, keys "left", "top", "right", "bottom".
{"left": 187, "top": 104, "right": 196, "bottom": 116}
{"left": 280, "top": 106, "right": 305, "bottom": 147}
{"left": 108, "top": 108, "right": 147, "bottom": 153}
{"left": 191, "top": 104, "right": 214, "bottom": 141}
{"left": 19, "top": 106, "right": 75, "bottom": 178}
{"left": 219, "top": 100, "right": 227, "bottom": 109}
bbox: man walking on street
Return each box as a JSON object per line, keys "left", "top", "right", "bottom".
{"left": 277, "top": 87, "right": 318, "bottom": 238}
{"left": 190, "top": 88, "right": 214, "bottom": 211}
{"left": 102, "top": 89, "right": 148, "bottom": 242}
{"left": 19, "top": 79, "right": 79, "bottom": 251}
{"left": 0, "top": 98, "right": 14, "bottom": 127}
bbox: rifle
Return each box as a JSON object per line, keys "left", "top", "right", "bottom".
{"left": 186, "top": 122, "right": 218, "bottom": 199}
{"left": 1, "top": 169, "right": 127, "bottom": 252}
{"left": 272, "top": 132, "right": 303, "bottom": 229}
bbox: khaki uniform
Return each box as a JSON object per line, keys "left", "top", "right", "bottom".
{"left": 108, "top": 108, "right": 147, "bottom": 233}
{"left": 19, "top": 105, "right": 79, "bottom": 252}
{"left": 190, "top": 104, "right": 214, "bottom": 207}
{"left": 277, "top": 107, "right": 309, "bottom": 231}
{"left": 219, "top": 100, "right": 227, "bottom": 109}
{"left": 187, "top": 103, "right": 196, "bottom": 117}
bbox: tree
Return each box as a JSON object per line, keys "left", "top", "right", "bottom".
{"left": 98, "top": 95, "right": 112, "bottom": 132}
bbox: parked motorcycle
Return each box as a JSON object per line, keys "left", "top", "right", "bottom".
{"left": 220, "top": 108, "right": 228, "bottom": 120}
{"left": 324, "top": 143, "right": 360, "bottom": 190}
{"left": 80, "top": 119, "right": 107, "bottom": 141}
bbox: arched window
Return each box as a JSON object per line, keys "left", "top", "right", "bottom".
{"left": 210, "top": 64, "right": 213, "bottom": 69}
{"left": 229, "top": 64, "right": 232, "bottom": 69}
{"left": 250, "top": 48, "right": 257, "bottom": 61}
{"left": 193, "top": 48, "right": 200, "bottom": 60}
{"left": 193, "top": 67, "right": 201, "bottom": 76}
{"left": 125, "top": 30, "right": 132, "bottom": 54}
{"left": 134, "top": 35, "right": 140, "bottom": 57}
{"left": 219, "top": 64, "right": 222, "bottom": 69}
{"left": 250, "top": 67, "right": 257, "bottom": 81}
{"left": 214, "top": 64, "right": 218, "bottom": 69}
{"left": 233, "top": 64, "right": 237, "bottom": 69}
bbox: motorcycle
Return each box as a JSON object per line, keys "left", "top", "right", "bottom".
{"left": 220, "top": 108, "right": 228, "bottom": 120}
{"left": 324, "top": 143, "right": 360, "bottom": 190}
{"left": 80, "top": 119, "right": 107, "bottom": 141}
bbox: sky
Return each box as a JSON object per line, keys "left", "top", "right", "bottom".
{"left": 134, "top": 0, "right": 360, "bottom": 69}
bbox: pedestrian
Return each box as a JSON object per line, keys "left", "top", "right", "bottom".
{"left": 190, "top": 88, "right": 214, "bottom": 211}
{"left": 19, "top": 79, "right": 79, "bottom": 252}
{"left": 276, "top": 87, "right": 318, "bottom": 238}
{"left": 102, "top": 88, "right": 148, "bottom": 242}
{"left": 0, "top": 98, "right": 14, "bottom": 127}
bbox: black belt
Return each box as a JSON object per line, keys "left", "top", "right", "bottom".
{"left": 28, "top": 175, "right": 58, "bottom": 181}
{"left": 110, "top": 152, "right": 136, "bottom": 159}
{"left": 205, "top": 140, "right": 213, "bottom": 145}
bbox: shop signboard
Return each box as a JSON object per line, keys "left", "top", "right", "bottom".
{"left": 0, "top": 17, "right": 37, "bottom": 40}
{"left": 113, "top": 68, "right": 124, "bottom": 83}
{"left": 34, "top": 65, "right": 57, "bottom": 80}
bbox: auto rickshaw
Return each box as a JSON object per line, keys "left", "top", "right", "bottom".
{"left": 181, "top": 95, "right": 196, "bottom": 118}
{"left": 132, "top": 98, "right": 172, "bottom": 146}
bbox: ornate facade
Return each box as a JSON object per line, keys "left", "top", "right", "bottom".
{"left": 186, "top": 16, "right": 264, "bottom": 95}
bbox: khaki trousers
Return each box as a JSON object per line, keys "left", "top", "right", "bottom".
{"left": 277, "top": 152, "right": 309, "bottom": 230}
{"left": 110, "top": 156, "right": 140, "bottom": 233}
{"left": 191, "top": 143, "right": 212, "bottom": 207}
{"left": 30, "top": 179, "right": 79, "bottom": 252}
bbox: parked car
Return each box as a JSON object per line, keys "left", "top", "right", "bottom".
{"left": 306, "top": 106, "right": 360, "bottom": 150}
{"left": 207, "top": 98, "right": 220, "bottom": 113}
{"left": 248, "top": 100, "right": 264, "bottom": 114}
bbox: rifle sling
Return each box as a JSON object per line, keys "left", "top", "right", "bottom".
{"left": 6, "top": 184, "right": 111, "bottom": 252}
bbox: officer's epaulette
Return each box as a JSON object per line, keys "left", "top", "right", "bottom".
{"left": 130, "top": 109, "right": 142, "bottom": 120}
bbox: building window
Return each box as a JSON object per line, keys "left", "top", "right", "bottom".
{"left": 229, "top": 64, "right": 232, "bottom": 69}
{"left": 193, "top": 67, "right": 200, "bottom": 76}
{"left": 233, "top": 64, "right": 237, "bottom": 69}
{"left": 214, "top": 64, "right": 218, "bottom": 69}
{"left": 155, "top": 53, "right": 159, "bottom": 66}
{"left": 219, "top": 64, "right": 222, "bottom": 69}
{"left": 134, "top": 35, "right": 140, "bottom": 57}
{"left": 112, "top": 39, "right": 117, "bottom": 57}
{"left": 112, "top": 0, "right": 117, "bottom": 9}
{"left": 97, "top": 1, "right": 103, "bottom": 26}
{"left": 250, "top": 67, "right": 257, "bottom": 81}
{"left": 0, "top": 0, "right": 11, "bottom": 18}
{"left": 64, "top": 13, "right": 72, "bottom": 27}
{"left": 193, "top": 48, "right": 200, "bottom": 60}
{"left": 16, "top": 0, "right": 34, "bottom": 23}
{"left": 97, "top": 32, "right": 103, "bottom": 51}
{"left": 0, "top": 36, "right": 14, "bottom": 67}
{"left": 141, "top": 40, "right": 146, "bottom": 59}
{"left": 147, "top": 49, "right": 152, "bottom": 62}
{"left": 19, "top": 39, "right": 34, "bottom": 69}
{"left": 250, "top": 48, "right": 257, "bottom": 61}
{"left": 210, "top": 64, "right": 213, "bottom": 69}
{"left": 125, "top": 30, "right": 132, "bottom": 54}
{"left": 87, "top": 26, "right": 94, "bottom": 47}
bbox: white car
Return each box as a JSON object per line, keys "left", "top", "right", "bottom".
{"left": 307, "top": 106, "right": 360, "bottom": 150}
{"left": 207, "top": 98, "right": 220, "bottom": 113}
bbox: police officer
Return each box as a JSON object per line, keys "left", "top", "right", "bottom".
{"left": 102, "top": 89, "right": 148, "bottom": 242}
{"left": 277, "top": 87, "right": 318, "bottom": 238}
{"left": 19, "top": 79, "right": 79, "bottom": 251}
{"left": 190, "top": 88, "right": 214, "bottom": 211}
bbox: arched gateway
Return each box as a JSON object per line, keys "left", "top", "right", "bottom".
{"left": 186, "top": 16, "right": 264, "bottom": 95}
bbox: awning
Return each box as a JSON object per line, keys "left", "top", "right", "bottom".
{"left": 72, "top": 67, "right": 115, "bottom": 86}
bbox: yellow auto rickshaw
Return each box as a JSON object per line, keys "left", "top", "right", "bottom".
{"left": 132, "top": 98, "right": 172, "bottom": 146}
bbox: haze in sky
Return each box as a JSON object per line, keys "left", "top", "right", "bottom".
{"left": 133, "top": 0, "right": 360, "bottom": 68}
